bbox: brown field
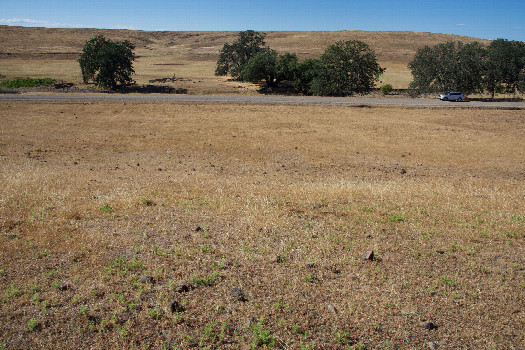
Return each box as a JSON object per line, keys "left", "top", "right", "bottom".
{"left": 0, "top": 26, "right": 491, "bottom": 92}
{"left": 1, "top": 101, "right": 524, "bottom": 349}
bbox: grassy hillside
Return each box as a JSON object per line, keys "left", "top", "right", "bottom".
{"left": 0, "top": 25, "right": 490, "bottom": 91}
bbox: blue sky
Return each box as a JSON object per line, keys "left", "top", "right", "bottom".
{"left": 1, "top": 0, "right": 524, "bottom": 41}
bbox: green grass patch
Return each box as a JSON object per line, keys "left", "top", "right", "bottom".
{"left": 250, "top": 318, "right": 277, "bottom": 349}
{"left": 99, "top": 203, "right": 113, "bottom": 215}
{"left": 387, "top": 213, "right": 405, "bottom": 223}
{"left": 0, "top": 78, "right": 56, "bottom": 88}
{"left": 191, "top": 272, "right": 222, "bottom": 286}
{"left": 103, "top": 256, "right": 143, "bottom": 275}
{"left": 27, "top": 318, "right": 40, "bottom": 331}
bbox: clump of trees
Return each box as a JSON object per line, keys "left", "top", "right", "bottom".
{"left": 239, "top": 50, "right": 299, "bottom": 89}
{"left": 409, "top": 39, "right": 525, "bottom": 98}
{"left": 215, "top": 30, "right": 384, "bottom": 96}
{"left": 78, "top": 35, "right": 136, "bottom": 90}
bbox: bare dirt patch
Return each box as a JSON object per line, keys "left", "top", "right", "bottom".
{"left": 0, "top": 102, "right": 524, "bottom": 349}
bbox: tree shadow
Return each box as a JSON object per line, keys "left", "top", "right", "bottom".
{"left": 0, "top": 88, "right": 19, "bottom": 94}
{"left": 469, "top": 97, "right": 523, "bottom": 102}
{"left": 117, "top": 85, "right": 187, "bottom": 94}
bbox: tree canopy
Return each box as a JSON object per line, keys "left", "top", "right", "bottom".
{"left": 292, "top": 58, "right": 325, "bottom": 94}
{"left": 78, "top": 35, "right": 136, "bottom": 90}
{"left": 484, "top": 39, "right": 525, "bottom": 98}
{"left": 239, "top": 50, "right": 298, "bottom": 88}
{"left": 408, "top": 42, "right": 485, "bottom": 94}
{"left": 409, "top": 39, "right": 525, "bottom": 97}
{"left": 215, "top": 30, "right": 267, "bottom": 78}
{"left": 307, "top": 40, "right": 384, "bottom": 96}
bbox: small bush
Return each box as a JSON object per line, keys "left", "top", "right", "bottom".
{"left": 147, "top": 308, "right": 164, "bottom": 319}
{"left": 27, "top": 318, "right": 39, "bottom": 331}
{"left": 99, "top": 203, "right": 113, "bottom": 215}
{"left": 250, "top": 318, "right": 277, "bottom": 349}
{"left": 0, "top": 78, "right": 56, "bottom": 88}
{"left": 380, "top": 84, "right": 393, "bottom": 95}
{"left": 387, "top": 214, "right": 405, "bottom": 223}
{"left": 191, "top": 272, "right": 222, "bottom": 286}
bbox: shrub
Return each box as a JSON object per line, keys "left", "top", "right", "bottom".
{"left": 380, "top": 84, "right": 393, "bottom": 95}
{"left": 0, "top": 78, "right": 56, "bottom": 88}
{"left": 27, "top": 318, "right": 39, "bottom": 331}
{"left": 250, "top": 318, "right": 277, "bottom": 349}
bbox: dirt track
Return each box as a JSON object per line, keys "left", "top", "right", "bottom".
{"left": 1, "top": 93, "right": 524, "bottom": 109}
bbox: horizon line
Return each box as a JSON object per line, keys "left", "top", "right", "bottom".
{"left": 0, "top": 24, "right": 504, "bottom": 41}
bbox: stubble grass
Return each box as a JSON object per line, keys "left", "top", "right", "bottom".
{"left": 0, "top": 101, "right": 523, "bottom": 349}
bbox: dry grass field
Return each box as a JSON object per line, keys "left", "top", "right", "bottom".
{"left": 0, "top": 26, "right": 491, "bottom": 92}
{"left": 1, "top": 101, "right": 524, "bottom": 349}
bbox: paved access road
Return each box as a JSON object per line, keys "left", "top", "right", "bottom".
{"left": 1, "top": 93, "right": 524, "bottom": 109}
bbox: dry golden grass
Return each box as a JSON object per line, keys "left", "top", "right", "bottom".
{"left": 0, "top": 101, "right": 524, "bottom": 349}
{"left": 0, "top": 26, "right": 491, "bottom": 90}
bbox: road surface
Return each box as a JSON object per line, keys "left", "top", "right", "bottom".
{"left": 1, "top": 93, "right": 524, "bottom": 109}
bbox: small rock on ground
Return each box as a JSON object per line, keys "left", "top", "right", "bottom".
{"left": 169, "top": 300, "right": 184, "bottom": 313}
{"left": 244, "top": 317, "right": 256, "bottom": 328}
{"left": 231, "top": 288, "right": 246, "bottom": 301}
{"left": 58, "top": 283, "right": 70, "bottom": 291}
{"left": 420, "top": 321, "right": 438, "bottom": 330}
{"left": 363, "top": 250, "right": 374, "bottom": 260}
{"left": 428, "top": 341, "right": 439, "bottom": 349}
{"left": 331, "top": 266, "right": 341, "bottom": 274}
{"left": 140, "top": 275, "right": 154, "bottom": 284}
{"left": 174, "top": 281, "right": 190, "bottom": 293}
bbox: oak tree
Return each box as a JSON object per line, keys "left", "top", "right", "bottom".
{"left": 310, "top": 40, "right": 384, "bottom": 96}
{"left": 215, "top": 30, "right": 267, "bottom": 79}
{"left": 78, "top": 35, "right": 136, "bottom": 90}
